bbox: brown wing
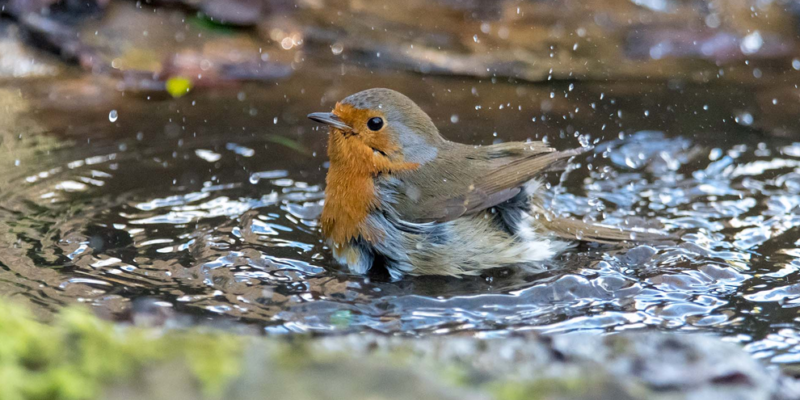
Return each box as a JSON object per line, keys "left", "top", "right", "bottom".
{"left": 429, "top": 148, "right": 587, "bottom": 221}
{"left": 390, "top": 141, "right": 678, "bottom": 243}
{"left": 393, "top": 141, "right": 586, "bottom": 223}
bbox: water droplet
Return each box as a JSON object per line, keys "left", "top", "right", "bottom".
{"left": 331, "top": 42, "right": 344, "bottom": 55}
{"left": 735, "top": 112, "right": 754, "bottom": 126}
{"left": 450, "top": 115, "right": 459, "bottom": 123}
{"left": 793, "top": 59, "right": 800, "bottom": 70}
{"left": 705, "top": 13, "right": 721, "bottom": 28}
{"left": 578, "top": 134, "right": 591, "bottom": 148}
{"left": 109, "top": 110, "right": 118, "bottom": 122}
{"left": 498, "top": 27, "right": 509, "bottom": 39}
{"left": 740, "top": 31, "right": 763, "bottom": 55}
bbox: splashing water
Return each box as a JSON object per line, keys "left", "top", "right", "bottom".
{"left": 2, "top": 75, "right": 800, "bottom": 367}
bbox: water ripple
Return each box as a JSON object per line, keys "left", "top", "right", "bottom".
{"left": 3, "top": 90, "right": 800, "bottom": 366}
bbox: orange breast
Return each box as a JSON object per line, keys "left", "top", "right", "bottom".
{"left": 321, "top": 124, "right": 417, "bottom": 245}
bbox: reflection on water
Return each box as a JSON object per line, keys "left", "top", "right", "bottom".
{"left": 2, "top": 65, "right": 800, "bottom": 366}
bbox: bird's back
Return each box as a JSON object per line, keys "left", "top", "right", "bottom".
{"left": 385, "top": 140, "right": 581, "bottom": 223}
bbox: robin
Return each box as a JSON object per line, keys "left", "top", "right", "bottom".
{"left": 308, "top": 88, "right": 668, "bottom": 279}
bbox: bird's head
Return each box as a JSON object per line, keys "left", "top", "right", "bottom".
{"left": 308, "top": 88, "right": 444, "bottom": 164}
{"left": 308, "top": 88, "right": 437, "bottom": 245}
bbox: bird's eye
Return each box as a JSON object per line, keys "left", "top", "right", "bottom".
{"left": 367, "top": 117, "right": 384, "bottom": 131}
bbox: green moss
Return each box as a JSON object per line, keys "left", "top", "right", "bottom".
{"left": 188, "top": 15, "right": 238, "bottom": 33}
{"left": 182, "top": 333, "right": 243, "bottom": 395}
{"left": 273, "top": 339, "right": 315, "bottom": 370}
{"left": 0, "top": 301, "right": 661, "bottom": 400}
{"left": 491, "top": 377, "right": 588, "bottom": 400}
{"left": 0, "top": 302, "right": 244, "bottom": 400}
{"left": 437, "top": 364, "right": 473, "bottom": 387}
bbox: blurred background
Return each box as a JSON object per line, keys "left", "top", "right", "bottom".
{"left": 3, "top": 0, "right": 800, "bottom": 373}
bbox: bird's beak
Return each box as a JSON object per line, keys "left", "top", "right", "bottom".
{"left": 307, "top": 112, "right": 352, "bottom": 131}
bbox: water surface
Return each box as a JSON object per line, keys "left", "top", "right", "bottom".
{"left": 2, "top": 59, "right": 800, "bottom": 365}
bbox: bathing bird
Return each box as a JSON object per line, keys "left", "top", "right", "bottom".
{"left": 308, "top": 88, "right": 666, "bottom": 279}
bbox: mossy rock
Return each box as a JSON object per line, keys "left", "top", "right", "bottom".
{"left": 0, "top": 301, "right": 796, "bottom": 400}
{"left": 0, "top": 302, "right": 242, "bottom": 400}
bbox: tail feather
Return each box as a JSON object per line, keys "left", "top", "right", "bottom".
{"left": 530, "top": 202, "right": 677, "bottom": 244}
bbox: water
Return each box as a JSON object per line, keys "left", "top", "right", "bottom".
{"left": 2, "top": 63, "right": 800, "bottom": 365}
